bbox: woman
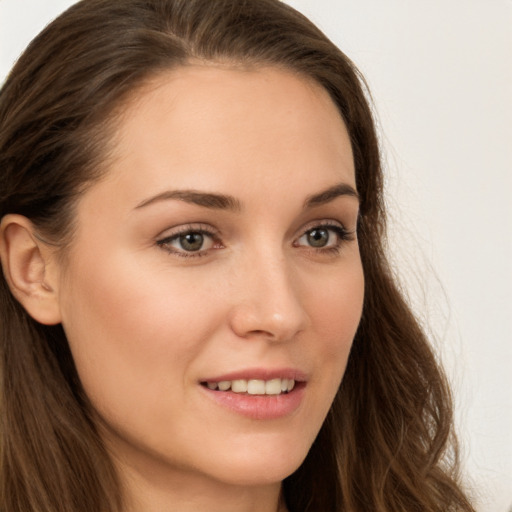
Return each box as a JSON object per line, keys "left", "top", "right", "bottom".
{"left": 0, "top": 0, "right": 475, "bottom": 511}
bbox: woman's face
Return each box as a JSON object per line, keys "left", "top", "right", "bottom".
{"left": 56, "top": 66, "right": 364, "bottom": 490}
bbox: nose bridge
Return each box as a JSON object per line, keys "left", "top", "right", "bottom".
{"left": 228, "top": 243, "right": 308, "bottom": 341}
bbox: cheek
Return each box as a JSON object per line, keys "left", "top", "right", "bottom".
{"left": 57, "top": 251, "right": 220, "bottom": 415}
{"left": 298, "top": 256, "right": 364, "bottom": 399}
{"left": 307, "top": 259, "right": 364, "bottom": 347}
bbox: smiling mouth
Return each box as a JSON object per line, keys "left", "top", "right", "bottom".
{"left": 201, "top": 378, "right": 296, "bottom": 396}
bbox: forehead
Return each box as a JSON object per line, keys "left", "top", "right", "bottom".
{"left": 86, "top": 65, "right": 355, "bottom": 211}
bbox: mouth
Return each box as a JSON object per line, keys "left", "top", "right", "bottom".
{"left": 201, "top": 378, "right": 296, "bottom": 396}
{"left": 200, "top": 371, "right": 306, "bottom": 419}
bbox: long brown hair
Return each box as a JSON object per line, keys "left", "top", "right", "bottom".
{"left": 0, "top": 1, "right": 474, "bottom": 511}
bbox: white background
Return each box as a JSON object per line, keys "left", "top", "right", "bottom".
{"left": 1, "top": 1, "right": 511, "bottom": 510}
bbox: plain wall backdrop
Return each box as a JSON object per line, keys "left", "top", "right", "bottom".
{"left": 1, "top": 1, "right": 511, "bottom": 511}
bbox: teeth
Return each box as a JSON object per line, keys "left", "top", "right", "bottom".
{"left": 247, "top": 379, "right": 265, "bottom": 395}
{"left": 265, "top": 378, "right": 282, "bottom": 395}
{"left": 204, "top": 378, "right": 296, "bottom": 395}
{"left": 218, "top": 381, "right": 231, "bottom": 391}
{"left": 231, "top": 379, "right": 248, "bottom": 392}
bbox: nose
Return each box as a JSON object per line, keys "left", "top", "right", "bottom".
{"left": 227, "top": 251, "right": 309, "bottom": 342}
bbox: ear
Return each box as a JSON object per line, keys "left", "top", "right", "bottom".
{"left": 0, "top": 214, "right": 62, "bottom": 325}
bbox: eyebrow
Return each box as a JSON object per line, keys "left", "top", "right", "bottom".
{"left": 303, "top": 183, "right": 359, "bottom": 208}
{"left": 134, "top": 182, "right": 359, "bottom": 212}
{"left": 135, "top": 190, "right": 242, "bottom": 211}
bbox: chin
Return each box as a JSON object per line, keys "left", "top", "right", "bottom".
{"left": 196, "top": 436, "right": 311, "bottom": 487}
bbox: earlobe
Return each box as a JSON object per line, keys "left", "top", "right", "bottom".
{"left": 0, "top": 214, "right": 62, "bottom": 325}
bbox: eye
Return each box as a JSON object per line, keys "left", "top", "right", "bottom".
{"left": 295, "top": 223, "right": 353, "bottom": 251}
{"left": 303, "top": 227, "right": 333, "bottom": 248}
{"left": 156, "top": 225, "right": 220, "bottom": 257}
{"left": 175, "top": 232, "right": 208, "bottom": 252}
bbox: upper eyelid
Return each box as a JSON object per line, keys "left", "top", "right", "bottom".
{"left": 301, "top": 219, "right": 344, "bottom": 228}
{"left": 297, "top": 219, "right": 350, "bottom": 235}
{"left": 156, "top": 223, "right": 220, "bottom": 241}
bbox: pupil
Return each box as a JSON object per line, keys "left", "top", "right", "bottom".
{"left": 307, "top": 228, "right": 329, "bottom": 247}
{"left": 180, "top": 232, "right": 203, "bottom": 251}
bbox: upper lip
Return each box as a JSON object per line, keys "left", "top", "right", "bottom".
{"left": 200, "top": 368, "right": 308, "bottom": 383}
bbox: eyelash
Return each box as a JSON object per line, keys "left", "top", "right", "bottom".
{"left": 294, "top": 222, "right": 355, "bottom": 256}
{"left": 156, "top": 224, "right": 222, "bottom": 258}
{"left": 156, "top": 221, "right": 355, "bottom": 259}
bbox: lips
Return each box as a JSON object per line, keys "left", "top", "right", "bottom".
{"left": 199, "top": 368, "right": 306, "bottom": 419}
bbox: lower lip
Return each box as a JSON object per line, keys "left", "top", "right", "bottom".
{"left": 201, "top": 384, "right": 305, "bottom": 420}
